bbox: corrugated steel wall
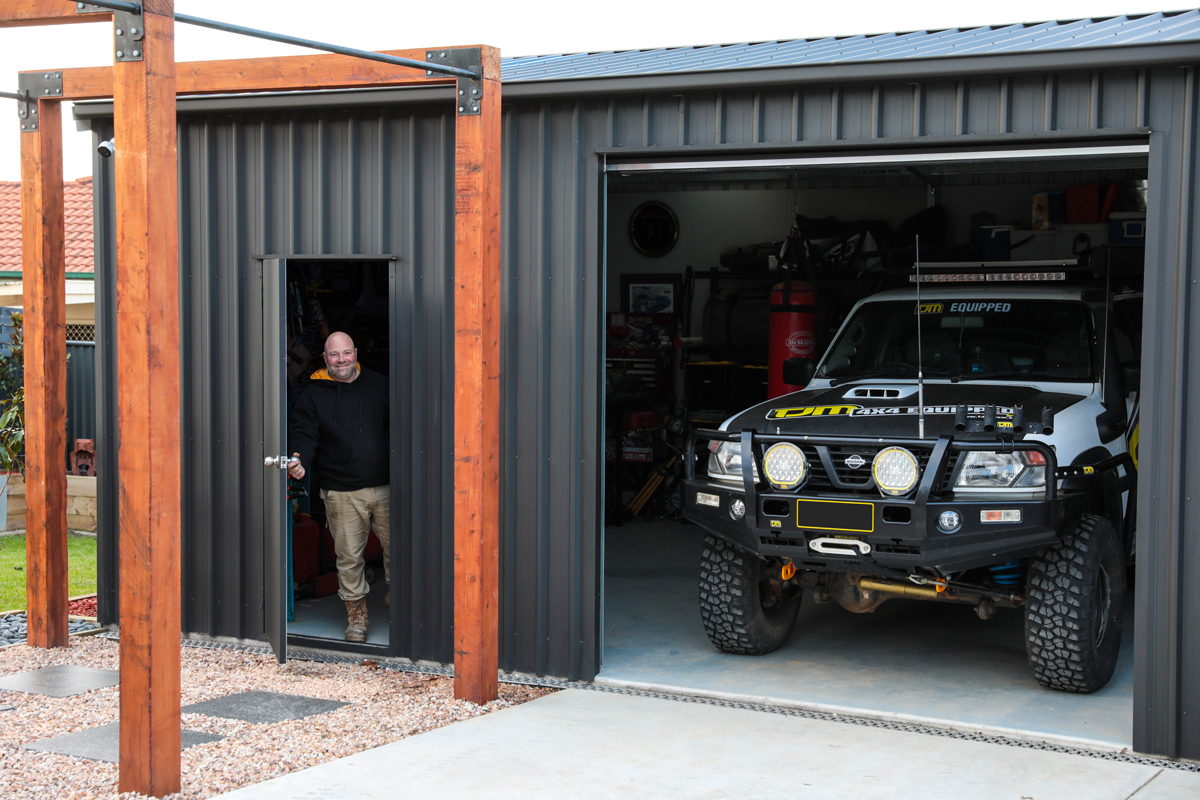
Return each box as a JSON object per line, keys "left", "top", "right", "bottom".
{"left": 91, "top": 65, "right": 1199, "bottom": 755}
{"left": 65, "top": 342, "right": 95, "bottom": 468}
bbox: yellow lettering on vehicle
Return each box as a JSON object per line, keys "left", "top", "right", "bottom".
{"left": 1083, "top": 466, "right": 1095, "bottom": 474}
{"left": 918, "top": 302, "right": 943, "bottom": 314}
{"left": 767, "top": 404, "right": 862, "bottom": 419}
{"left": 770, "top": 520, "right": 782, "bottom": 528}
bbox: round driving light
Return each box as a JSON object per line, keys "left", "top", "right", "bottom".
{"left": 729, "top": 498, "right": 746, "bottom": 520}
{"left": 763, "top": 442, "right": 807, "bottom": 490}
{"left": 872, "top": 446, "right": 920, "bottom": 496}
{"left": 938, "top": 509, "right": 962, "bottom": 533}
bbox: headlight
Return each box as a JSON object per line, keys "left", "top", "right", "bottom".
{"left": 954, "top": 451, "right": 1046, "bottom": 489}
{"left": 763, "top": 443, "right": 807, "bottom": 491}
{"left": 707, "top": 440, "right": 760, "bottom": 484}
{"left": 872, "top": 447, "right": 920, "bottom": 496}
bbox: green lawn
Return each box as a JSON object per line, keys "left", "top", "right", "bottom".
{"left": 0, "top": 533, "right": 98, "bottom": 613}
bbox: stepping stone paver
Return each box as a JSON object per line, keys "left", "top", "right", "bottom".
{"left": 0, "top": 665, "right": 118, "bottom": 697}
{"left": 182, "top": 689, "right": 347, "bottom": 723}
{"left": 24, "top": 722, "right": 222, "bottom": 763}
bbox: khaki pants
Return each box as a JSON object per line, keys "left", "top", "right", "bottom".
{"left": 320, "top": 485, "right": 390, "bottom": 602}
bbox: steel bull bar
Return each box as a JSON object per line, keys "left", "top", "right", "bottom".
{"left": 685, "top": 428, "right": 1058, "bottom": 534}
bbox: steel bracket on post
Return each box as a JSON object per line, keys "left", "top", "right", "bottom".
{"left": 424, "top": 47, "right": 483, "bottom": 115}
{"left": 114, "top": 8, "right": 145, "bottom": 62}
{"left": 74, "top": 3, "right": 111, "bottom": 15}
{"left": 16, "top": 72, "right": 63, "bottom": 133}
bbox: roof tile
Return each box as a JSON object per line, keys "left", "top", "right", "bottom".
{"left": 0, "top": 176, "right": 94, "bottom": 275}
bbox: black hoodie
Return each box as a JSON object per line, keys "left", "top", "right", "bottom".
{"left": 289, "top": 365, "right": 390, "bottom": 492}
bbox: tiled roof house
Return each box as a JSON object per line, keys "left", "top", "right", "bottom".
{"left": 0, "top": 176, "right": 95, "bottom": 275}
{"left": 0, "top": 177, "right": 96, "bottom": 333}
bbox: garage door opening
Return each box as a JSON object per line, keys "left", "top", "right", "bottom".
{"left": 599, "top": 146, "right": 1147, "bottom": 748}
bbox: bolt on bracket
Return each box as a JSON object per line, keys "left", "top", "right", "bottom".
{"left": 16, "top": 72, "right": 64, "bottom": 133}
{"left": 423, "top": 48, "right": 484, "bottom": 116}
{"left": 114, "top": 8, "right": 145, "bottom": 62}
{"left": 74, "top": 3, "right": 111, "bottom": 15}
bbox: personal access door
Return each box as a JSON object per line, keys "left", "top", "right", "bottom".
{"left": 262, "top": 257, "right": 289, "bottom": 664}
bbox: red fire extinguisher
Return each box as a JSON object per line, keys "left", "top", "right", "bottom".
{"left": 768, "top": 279, "right": 817, "bottom": 398}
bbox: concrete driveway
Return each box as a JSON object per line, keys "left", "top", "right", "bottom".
{"left": 218, "top": 688, "right": 1199, "bottom": 799}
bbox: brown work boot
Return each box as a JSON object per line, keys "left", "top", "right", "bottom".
{"left": 344, "top": 599, "right": 368, "bottom": 642}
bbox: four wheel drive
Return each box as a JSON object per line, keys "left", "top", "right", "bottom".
{"left": 683, "top": 282, "right": 1141, "bottom": 693}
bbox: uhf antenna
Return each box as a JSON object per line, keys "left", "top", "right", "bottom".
{"left": 916, "top": 235, "right": 926, "bottom": 439}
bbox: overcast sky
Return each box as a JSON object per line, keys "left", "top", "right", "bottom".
{"left": 0, "top": 0, "right": 1184, "bottom": 181}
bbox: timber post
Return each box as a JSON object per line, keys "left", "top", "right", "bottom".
{"left": 451, "top": 46, "right": 502, "bottom": 705}
{"left": 20, "top": 89, "right": 69, "bottom": 649}
{"left": 111, "top": 1, "right": 182, "bottom": 794}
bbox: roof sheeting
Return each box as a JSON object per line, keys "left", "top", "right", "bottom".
{"left": 0, "top": 177, "right": 94, "bottom": 275}
{"left": 501, "top": 11, "right": 1200, "bottom": 82}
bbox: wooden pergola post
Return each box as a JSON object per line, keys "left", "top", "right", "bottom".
{"left": 20, "top": 94, "right": 69, "bottom": 649}
{"left": 111, "top": 1, "right": 182, "bottom": 794}
{"left": 452, "top": 50, "right": 501, "bottom": 705}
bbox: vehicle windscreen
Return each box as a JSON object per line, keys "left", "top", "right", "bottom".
{"left": 816, "top": 299, "right": 1095, "bottom": 382}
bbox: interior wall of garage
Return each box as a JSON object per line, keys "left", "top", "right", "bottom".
{"left": 86, "top": 62, "right": 1197, "bottom": 757}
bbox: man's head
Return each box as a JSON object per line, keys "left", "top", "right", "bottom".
{"left": 322, "top": 332, "right": 358, "bottom": 382}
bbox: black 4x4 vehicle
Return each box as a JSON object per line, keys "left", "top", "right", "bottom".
{"left": 683, "top": 280, "right": 1141, "bottom": 693}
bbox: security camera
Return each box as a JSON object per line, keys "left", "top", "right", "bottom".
{"left": 97, "top": 138, "right": 115, "bottom": 158}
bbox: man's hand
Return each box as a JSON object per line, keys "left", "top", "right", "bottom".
{"left": 287, "top": 453, "right": 306, "bottom": 480}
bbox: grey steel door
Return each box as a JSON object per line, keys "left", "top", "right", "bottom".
{"left": 262, "top": 258, "right": 288, "bottom": 664}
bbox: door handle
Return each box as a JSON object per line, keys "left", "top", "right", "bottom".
{"left": 264, "top": 455, "right": 300, "bottom": 469}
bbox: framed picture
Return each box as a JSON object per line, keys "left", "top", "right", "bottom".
{"left": 622, "top": 273, "right": 682, "bottom": 314}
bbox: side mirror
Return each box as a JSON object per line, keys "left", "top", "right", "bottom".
{"left": 782, "top": 357, "right": 816, "bottom": 389}
{"left": 1121, "top": 361, "right": 1140, "bottom": 397}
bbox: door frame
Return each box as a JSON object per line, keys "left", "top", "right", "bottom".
{"left": 260, "top": 253, "right": 399, "bottom": 660}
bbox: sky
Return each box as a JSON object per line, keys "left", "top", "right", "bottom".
{"left": 0, "top": 0, "right": 1186, "bottom": 182}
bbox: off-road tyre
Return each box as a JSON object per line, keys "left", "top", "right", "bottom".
{"left": 1025, "top": 514, "right": 1126, "bottom": 693}
{"left": 699, "top": 535, "right": 802, "bottom": 655}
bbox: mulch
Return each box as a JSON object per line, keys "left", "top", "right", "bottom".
{"left": 67, "top": 595, "right": 97, "bottom": 618}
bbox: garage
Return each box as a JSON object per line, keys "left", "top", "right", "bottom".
{"left": 599, "top": 144, "right": 1147, "bottom": 748}
{"left": 79, "top": 12, "right": 1200, "bottom": 760}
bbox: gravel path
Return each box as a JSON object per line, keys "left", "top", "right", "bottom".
{"left": 0, "top": 636, "right": 555, "bottom": 799}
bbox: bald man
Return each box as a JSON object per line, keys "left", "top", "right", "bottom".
{"left": 288, "top": 331, "right": 390, "bottom": 643}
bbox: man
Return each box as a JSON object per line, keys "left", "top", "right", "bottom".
{"left": 287, "top": 331, "right": 390, "bottom": 643}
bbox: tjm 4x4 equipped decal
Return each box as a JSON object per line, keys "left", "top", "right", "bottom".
{"left": 766, "top": 404, "right": 1017, "bottom": 423}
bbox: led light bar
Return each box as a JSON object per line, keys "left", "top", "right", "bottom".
{"left": 908, "top": 271, "right": 1068, "bottom": 283}
{"left": 986, "top": 271, "right": 1067, "bottom": 282}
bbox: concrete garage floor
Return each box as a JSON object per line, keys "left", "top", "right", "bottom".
{"left": 599, "top": 518, "right": 1135, "bottom": 749}
{"left": 289, "top": 578, "right": 390, "bottom": 645}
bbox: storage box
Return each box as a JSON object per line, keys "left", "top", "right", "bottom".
{"left": 1108, "top": 212, "right": 1147, "bottom": 245}
{"left": 621, "top": 446, "right": 654, "bottom": 463}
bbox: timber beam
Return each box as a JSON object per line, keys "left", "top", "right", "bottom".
{"left": 21, "top": 46, "right": 500, "bottom": 100}
{"left": 0, "top": 0, "right": 111, "bottom": 28}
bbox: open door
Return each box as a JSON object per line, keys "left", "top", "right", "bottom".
{"left": 262, "top": 257, "right": 288, "bottom": 664}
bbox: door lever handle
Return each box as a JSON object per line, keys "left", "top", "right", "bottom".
{"left": 264, "top": 455, "right": 300, "bottom": 469}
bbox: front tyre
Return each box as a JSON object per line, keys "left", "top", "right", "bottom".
{"left": 699, "top": 535, "right": 802, "bottom": 655}
{"left": 1025, "top": 515, "right": 1126, "bottom": 693}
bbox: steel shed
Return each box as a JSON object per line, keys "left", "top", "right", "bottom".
{"left": 78, "top": 12, "right": 1200, "bottom": 759}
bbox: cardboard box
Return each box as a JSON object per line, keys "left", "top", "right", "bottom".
{"left": 1032, "top": 192, "right": 1066, "bottom": 230}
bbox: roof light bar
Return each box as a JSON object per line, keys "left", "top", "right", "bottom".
{"left": 909, "top": 271, "right": 1067, "bottom": 283}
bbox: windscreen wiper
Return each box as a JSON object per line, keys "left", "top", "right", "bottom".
{"left": 950, "top": 371, "right": 1017, "bottom": 383}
